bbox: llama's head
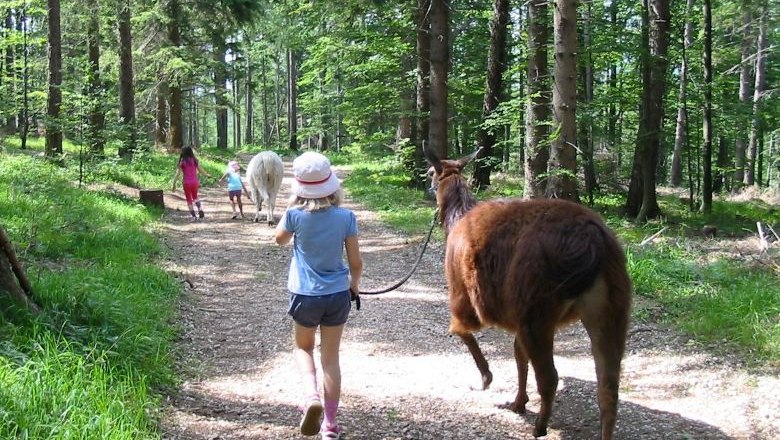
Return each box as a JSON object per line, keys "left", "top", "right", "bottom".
{"left": 423, "top": 147, "right": 482, "bottom": 232}
{"left": 423, "top": 147, "right": 482, "bottom": 193}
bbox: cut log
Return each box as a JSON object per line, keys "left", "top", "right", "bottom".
{"left": 139, "top": 189, "right": 164, "bottom": 207}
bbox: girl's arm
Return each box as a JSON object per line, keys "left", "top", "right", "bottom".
{"left": 274, "top": 220, "right": 293, "bottom": 245}
{"left": 197, "top": 163, "right": 212, "bottom": 179}
{"left": 172, "top": 165, "right": 181, "bottom": 191}
{"left": 241, "top": 181, "right": 252, "bottom": 199}
{"left": 345, "top": 235, "right": 363, "bottom": 294}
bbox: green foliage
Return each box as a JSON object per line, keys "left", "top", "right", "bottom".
{"left": 0, "top": 150, "right": 180, "bottom": 438}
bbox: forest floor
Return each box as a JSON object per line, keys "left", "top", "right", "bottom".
{"left": 156, "top": 154, "right": 779, "bottom": 440}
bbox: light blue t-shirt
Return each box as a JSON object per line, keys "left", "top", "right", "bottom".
{"left": 281, "top": 206, "right": 358, "bottom": 296}
{"left": 226, "top": 171, "right": 243, "bottom": 191}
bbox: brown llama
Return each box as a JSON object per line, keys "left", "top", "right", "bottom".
{"left": 425, "top": 148, "right": 632, "bottom": 439}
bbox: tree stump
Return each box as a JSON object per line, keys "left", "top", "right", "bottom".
{"left": 139, "top": 189, "right": 164, "bottom": 208}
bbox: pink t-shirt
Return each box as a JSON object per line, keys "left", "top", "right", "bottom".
{"left": 180, "top": 159, "right": 199, "bottom": 185}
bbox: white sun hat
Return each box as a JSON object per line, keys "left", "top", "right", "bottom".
{"left": 291, "top": 151, "right": 341, "bottom": 199}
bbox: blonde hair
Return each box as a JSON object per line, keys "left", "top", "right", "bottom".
{"left": 288, "top": 188, "right": 344, "bottom": 211}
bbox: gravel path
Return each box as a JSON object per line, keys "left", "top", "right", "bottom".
{"left": 158, "top": 155, "right": 779, "bottom": 440}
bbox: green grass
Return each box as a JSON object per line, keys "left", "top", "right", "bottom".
{"left": 0, "top": 146, "right": 180, "bottom": 439}
{"left": 627, "top": 242, "right": 779, "bottom": 364}
{"left": 337, "top": 152, "right": 780, "bottom": 367}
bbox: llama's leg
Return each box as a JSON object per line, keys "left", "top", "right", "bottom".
{"left": 579, "top": 286, "right": 629, "bottom": 440}
{"left": 260, "top": 188, "right": 272, "bottom": 224}
{"left": 267, "top": 190, "right": 277, "bottom": 226}
{"left": 503, "top": 335, "right": 530, "bottom": 414}
{"left": 517, "top": 322, "right": 557, "bottom": 438}
{"left": 455, "top": 332, "right": 493, "bottom": 390}
{"left": 251, "top": 187, "right": 262, "bottom": 222}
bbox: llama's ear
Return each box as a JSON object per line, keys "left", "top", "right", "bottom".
{"left": 423, "top": 146, "right": 443, "bottom": 174}
{"left": 456, "top": 147, "right": 483, "bottom": 168}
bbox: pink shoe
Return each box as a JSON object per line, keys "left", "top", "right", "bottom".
{"left": 320, "top": 424, "right": 341, "bottom": 440}
{"left": 299, "top": 397, "right": 323, "bottom": 436}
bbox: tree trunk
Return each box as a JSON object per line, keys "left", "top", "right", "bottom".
{"left": 428, "top": 0, "right": 449, "bottom": 159}
{"left": 734, "top": 0, "right": 753, "bottom": 186}
{"left": 714, "top": 135, "right": 728, "bottom": 193}
{"left": 245, "top": 57, "right": 253, "bottom": 145}
{"left": 625, "top": 0, "right": 669, "bottom": 221}
{"left": 45, "top": 0, "right": 63, "bottom": 157}
{"left": 190, "top": 94, "right": 199, "bottom": 148}
{"left": 87, "top": 7, "right": 105, "bottom": 157}
{"left": 19, "top": 8, "right": 30, "bottom": 150}
{"left": 274, "top": 53, "right": 282, "bottom": 145}
{"left": 546, "top": 0, "right": 578, "bottom": 201}
{"left": 215, "top": 43, "right": 229, "bottom": 150}
{"left": 606, "top": 0, "right": 619, "bottom": 181}
{"left": 670, "top": 0, "right": 694, "bottom": 187}
{"left": 287, "top": 48, "right": 298, "bottom": 151}
{"left": 166, "top": 0, "right": 183, "bottom": 152}
{"left": 578, "top": 1, "right": 596, "bottom": 203}
{"left": 4, "top": 11, "right": 15, "bottom": 133}
{"left": 745, "top": 2, "right": 767, "bottom": 187}
{"left": 117, "top": 0, "right": 136, "bottom": 159}
{"left": 261, "top": 54, "right": 269, "bottom": 146}
{"left": 155, "top": 76, "right": 169, "bottom": 150}
{"left": 0, "top": 226, "right": 40, "bottom": 314}
{"left": 412, "top": 0, "right": 431, "bottom": 188}
{"left": 701, "top": 0, "right": 713, "bottom": 213}
{"left": 234, "top": 76, "right": 241, "bottom": 149}
{"left": 523, "top": 0, "right": 550, "bottom": 199}
{"left": 471, "top": 0, "right": 509, "bottom": 190}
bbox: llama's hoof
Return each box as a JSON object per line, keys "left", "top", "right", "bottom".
{"left": 482, "top": 370, "right": 493, "bottom": 390}
{"left": 253, "top": 217, "right": 259, "bottom": 223}
{"left": 499, "top": 396, "right": 528, "bottom": 414}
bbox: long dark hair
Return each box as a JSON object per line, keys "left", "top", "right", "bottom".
{"left": 178, "top": 146, "right": 198, "bottom": 166}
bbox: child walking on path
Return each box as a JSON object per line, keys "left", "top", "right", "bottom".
{"left": 218, "top": 160, "right": 252, "bottom": 219}
{"left": 172, "top": 146, "right": 212, "bottom": 220}
{"left": 274, "top": 152, "right": 363, "bottom": 440}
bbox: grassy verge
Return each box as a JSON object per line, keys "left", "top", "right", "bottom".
{"left": 337, "top": 152, "right": 780, "bottom": 368}
{"left": 0, "top": 144, "right": 181, "bottom": 438}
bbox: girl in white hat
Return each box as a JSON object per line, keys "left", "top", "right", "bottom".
{"left": 218, "top": 160, "right": 252, "bottom": 219}
{"left": 275, "top": 151, "right": 363, "bottom": 440}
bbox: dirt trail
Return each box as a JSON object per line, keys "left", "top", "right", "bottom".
{"left": 158, "top": 155, "right": 779, "bottom": 440}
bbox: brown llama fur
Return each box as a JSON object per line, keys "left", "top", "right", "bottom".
{"left": 425, "top": 149, "right": 632, "bottom": 440}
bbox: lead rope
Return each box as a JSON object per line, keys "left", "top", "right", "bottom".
{"left": 351, "top": 208, "right": 439, "bottom": 310}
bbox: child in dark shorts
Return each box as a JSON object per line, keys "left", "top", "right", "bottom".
{"left": 275, "top": 152, "right": 362, "bottom": 440}
{"left": 218, "top": 160, "right": 252, "bottom": 219}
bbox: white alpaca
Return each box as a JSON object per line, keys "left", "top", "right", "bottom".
{"left": 246, "top": 151, "right": 284, "bottom": 225}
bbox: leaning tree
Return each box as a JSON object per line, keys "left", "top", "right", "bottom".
{"left": 0, "top": 225, "right": 40, "bottom": 314}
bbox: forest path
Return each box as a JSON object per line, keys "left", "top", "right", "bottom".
{"left": 157, "top": 154, "right": 779, "bottom": 440}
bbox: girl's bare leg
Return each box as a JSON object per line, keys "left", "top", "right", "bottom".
{"left": 319, "top": 324, "right": 345, "bottom": 429}
{"left": 293, "top": 323, "right": 322, "bottom": 435}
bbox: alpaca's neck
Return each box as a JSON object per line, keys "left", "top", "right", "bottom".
{"left": 439, "top": 177, "right": 477, "bottom": 234}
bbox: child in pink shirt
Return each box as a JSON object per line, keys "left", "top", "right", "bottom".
{"left": 172, "top": 146, "right": 212, "bottom": 220}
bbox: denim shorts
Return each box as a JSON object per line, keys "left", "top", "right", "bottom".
{"left": 288, "top": 290, "right": 351, "bottom": 328}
